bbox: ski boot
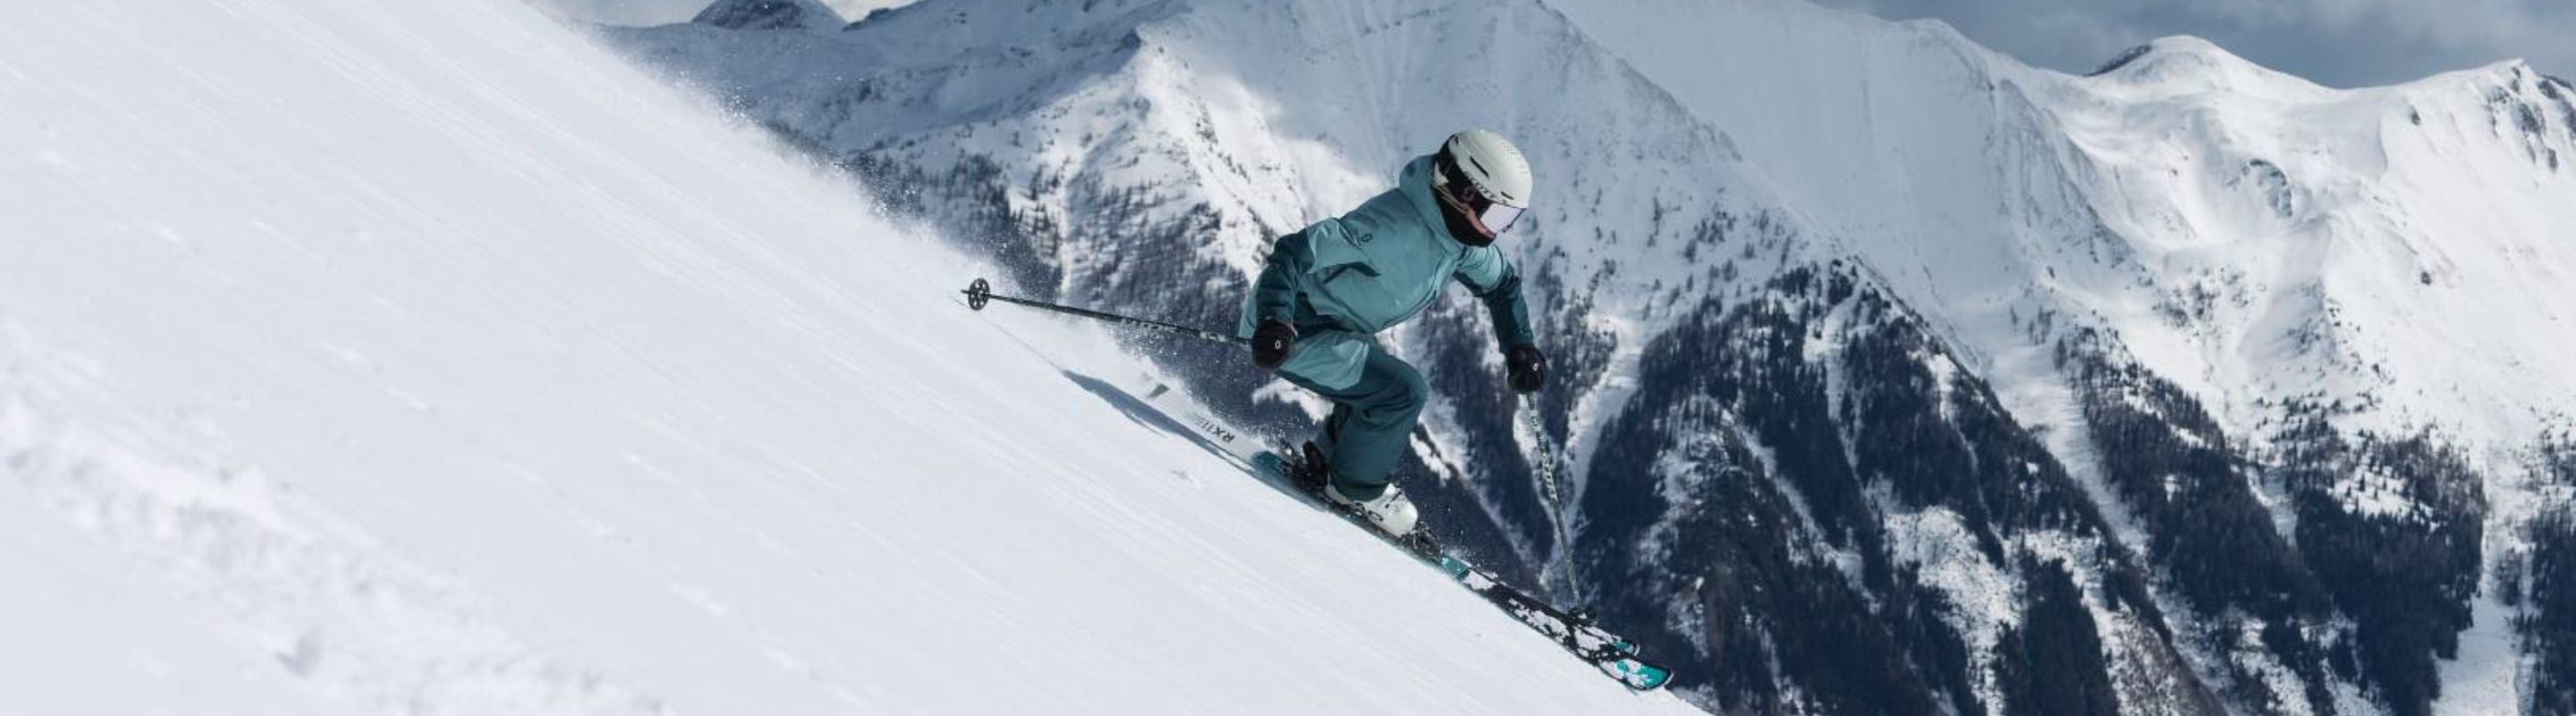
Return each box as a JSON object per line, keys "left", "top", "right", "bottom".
{"left": 1305, "top": 442, "right": 1419, "bottom": 536}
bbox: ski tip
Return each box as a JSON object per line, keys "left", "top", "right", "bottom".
{"left": 1606, "top": 660, "right": 1674, "bottom": 691}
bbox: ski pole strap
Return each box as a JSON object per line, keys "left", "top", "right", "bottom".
{"left": 960, "top": 278, "right": 1248, "bottom": 346}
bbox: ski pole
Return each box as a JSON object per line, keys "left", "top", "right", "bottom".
{"left": 1522, "top": 395, "right": 1583, "bottom": 601}
{"left": 959, "top": 277, "right": 1248, "bottom": 346}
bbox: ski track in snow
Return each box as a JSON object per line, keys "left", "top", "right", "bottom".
{"left": 0, "top": 0, "right": 1699, "bottom": 713}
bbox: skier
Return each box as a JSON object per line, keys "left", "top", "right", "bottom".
{"left": 1241, "top": 129, "right": 1546, "bottom": 536}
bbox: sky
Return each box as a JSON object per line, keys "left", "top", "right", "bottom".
{"left": 538, "top": 0, "right": 2571, "bottom": 89}
{"left": 1815, "top": 0, "right": 2576, "bottom": 88}
{"left": 533, "top": 0, "right": 911, "bottom": 27}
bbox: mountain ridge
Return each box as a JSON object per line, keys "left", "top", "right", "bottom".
{"left": 599, "top": 0, "right": 2576, "bottom": 712}
{"left": 691, "top": 0, "right": 844, "bottom": 31}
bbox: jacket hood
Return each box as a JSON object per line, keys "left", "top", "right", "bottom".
{"left": 1395, "top": 155, "right": 1452, "bottom": 245}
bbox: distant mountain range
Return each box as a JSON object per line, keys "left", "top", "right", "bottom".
{"left": 597, "top": 1, "right": 2576, "bottom": 712}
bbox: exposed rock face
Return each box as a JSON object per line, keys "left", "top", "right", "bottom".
{"left": 690, "top": 0, "right": 842, "bottom": 31}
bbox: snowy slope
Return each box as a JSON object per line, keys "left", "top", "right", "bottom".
{"left": 592, "top": 0, "right": 2576, "bottom": 713}
{"left": 0, "top": 1, "right": 1700, "bottom": 713}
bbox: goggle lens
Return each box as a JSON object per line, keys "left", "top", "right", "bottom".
{"left": 1477, "top": 202, "right": 1524, "bottom": 234}
{"left": 1435, "top": 151, "right": 1527, "bottom": 241}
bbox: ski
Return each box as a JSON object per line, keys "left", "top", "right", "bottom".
{"left": 1131, "top": 380, "right": 1672, "bottom": 691}
{"left": 1249, "top": 450, "right": 1674, "bottom": 691}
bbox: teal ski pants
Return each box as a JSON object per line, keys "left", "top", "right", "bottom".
{"left": 1276, "top": 337, "right": 1427, "bottom": 500}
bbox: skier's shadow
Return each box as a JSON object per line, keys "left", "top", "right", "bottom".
{"left": 1059, "top": 371, "right": 1302, "bottom": 495}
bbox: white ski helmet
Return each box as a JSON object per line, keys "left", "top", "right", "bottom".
{"left": 1432, "top": 128, "right": 1533, "bottom": 241}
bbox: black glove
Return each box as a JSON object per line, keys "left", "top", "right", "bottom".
{"left": 1251, "top": 320, "right": 1298, "bottom": 370}
{"left": 1505, "top": 344, "right": 1546, "bottom": 393}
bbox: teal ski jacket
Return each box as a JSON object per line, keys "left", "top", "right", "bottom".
{"left": 1239, "top": 154, "right": 1536, "bottom": 390}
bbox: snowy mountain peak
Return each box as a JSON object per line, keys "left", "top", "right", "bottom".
{"left": 2089, "top": 35, "right": 2324, "bottom": 97}
{"left": 691, "top": 0, "right": 843, "bottom": 31}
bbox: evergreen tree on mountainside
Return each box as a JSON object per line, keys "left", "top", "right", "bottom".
{"left": 1996, "top": 558, "right": 2117, "bottom": 716}
{"left": 1582, "top": 286, "right": 1948, "bottom": 715}
{"left": 2275, "top": 416, "right": 2486, "bottom": 716}
{"left": 2068, "top": 341, "right": 2341, "bottom": 712}
{"left": 2528, "top": 510, "right": 2576, "bottom": 716}
{"left": 1580, "top": 266, "right": 2206, "bottom": 714}
{"left": 2069, "top": 341, "right": 2325, "bottom": 622}
{"left": 2521, "top": 438, "right": 2576, "bottom": 716}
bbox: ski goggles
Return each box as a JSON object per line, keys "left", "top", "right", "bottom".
{"left": 1433, "top": 156, "right": 1527, "bottom": 243}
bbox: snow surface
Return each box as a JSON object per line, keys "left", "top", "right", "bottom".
{"left": 583, "top": 0, "right": 2576, "bottom": 710}
{"left": 0, "top": 0, "right": 1699, "bottom": 712}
